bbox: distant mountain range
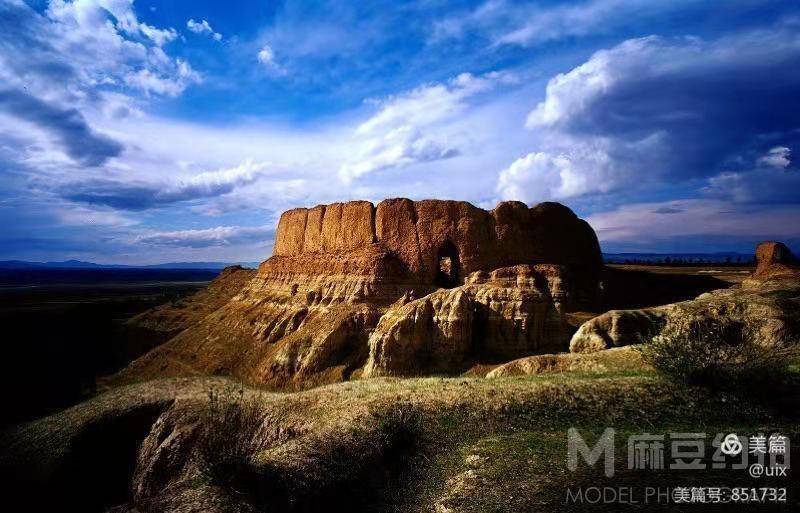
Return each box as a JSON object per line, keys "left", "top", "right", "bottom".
{"left": 602, "top": 252, "right": 754, "bottom": 264}
{"left": 0, "top": 259, "right": 260, "bottom": 270}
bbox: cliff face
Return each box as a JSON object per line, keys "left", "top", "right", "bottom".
{"left": 272, "top": 198, "right": 601, "bottom": 284}
{"left": 114, "top": 199, "right": 603, "bottom": 389}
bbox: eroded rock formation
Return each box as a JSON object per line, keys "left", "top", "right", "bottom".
{"left": 569, "top": 241, "right": 800, "bottom": 353}
{"left": 363, "top": 265, "right": 591, "bottom": 377}
{"left": 113, "top": 198, "right": 602, "bottom": 388}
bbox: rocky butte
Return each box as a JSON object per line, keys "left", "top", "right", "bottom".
{"left": 114, "top": 198, "right": 604, "bottom": 389}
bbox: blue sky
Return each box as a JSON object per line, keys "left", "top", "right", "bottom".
{"left": 1, "top": 0, "right": 798, "bottom": 264}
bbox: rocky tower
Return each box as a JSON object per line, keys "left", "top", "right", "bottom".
{"left": 115, "top": 199, "right": 603, "bottom": 388}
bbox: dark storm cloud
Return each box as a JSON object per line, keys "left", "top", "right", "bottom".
{"left": 60, "top": 180, "right": 164, "bottom": 210}
{"left": 59, "top": 163, "right": 267, "bottom": 210}
{"left": 652, "top": 207, "right": 683, "bottom": 214}
{"left": 0, "top": 89, "right": 124, "bottom": 166}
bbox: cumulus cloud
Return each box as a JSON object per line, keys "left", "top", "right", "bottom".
{"left": 60, "top": 160, "right": 270, "bottom": 210}
{"left": 497, "top": 28, "right": 800, "bottom": 203}
{"left": 497, "top": 143, "right": 618, "bottom": 202}
{"left": 47, "top": 0, "right": 179, "bottom": 48}
{"left": 257, "top": 45, "right": 275, "bottom": 64}
{"left": 1, "top": 1, "right": 198, "bottom": 101}
{"left": 497, "top": 152, "right": 570, "bottom": 201}
{"left": 137, "top": 225, "right": 273, "bottom": 248}
{"left": 124, "top": 59, "right": 201, "bottom": 97}
{"left": 340, "top": 71, "right": 515, "bottom": 181}
{"left": 758, "top": 146, "right": 792, "bottom": 169}
{"left": 187, "top": 18, "right": 222, "bottom": 41}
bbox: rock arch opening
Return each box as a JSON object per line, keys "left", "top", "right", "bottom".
{"left": 435, "top": 240, "right": 461, "bottom": 288}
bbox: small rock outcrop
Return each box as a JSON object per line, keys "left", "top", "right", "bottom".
{"left": 569, "top": 310, "right": 667, "bottom": 353}
{"left": 746, "top": 241, "right": 799, "bottom": 285}
{"left": 114, "top": 199, "right": 602, "bottom": 387}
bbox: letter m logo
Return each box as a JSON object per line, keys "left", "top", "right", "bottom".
{"left": 567, "top": 428, "right": 615, "bottom": 477}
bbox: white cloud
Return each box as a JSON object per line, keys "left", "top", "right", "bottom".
{"left": 257, "top": 45, "right": 275, "bottom": 64}
{"left": 758, "top": 146, "right": 792, "bottom": 169}
{"left": 34, "top": 1, "right": 196, "bottom": 99}
{"left": 57, "top": 159, "right": 273, "bottom": 210}
{"left": 525, "top": 36, "right": 662, "bottom": 129}
{"left": 357, "top": 72, "right": 512, "bottom": 135}
{"left": 340, "top": 71, "right": 516, "bottom": 181}
{"left": 47, "top": 0, "right": 179, "bottom": 47}
{"left": 187, "top": 18, "right": 222, "bottom": 41}
{"left": 124, "top": 59, "right": 201, "bottom": 97}
{"left": 136, "top": 225, "right": 273, "bottom": 248}
{"left": 496, "top": 0, "right": 673, "bottom": 47}
{"left": 495, "top": 131, "right": 667, "bottom": 203}
{"left": 496, "top": 151, "right": 604, "bottom": 202}
{"left": 704, "top": 147, "right": 799, "bottom": 204}
{"left": 339, "top": 126, "right": 460, "bottom": 181}
{"left": 139, "top": 22, "right": 178, "bottom": 46}
{"left": 256, "top": 44, "right": 286, "bottom": 74}
{"left": 55, "top": 205, "right": 137, "bottom": 227}
{"left": 165, "top": 160, "right": 270, "bottom": 199}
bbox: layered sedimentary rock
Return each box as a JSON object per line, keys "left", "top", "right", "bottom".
{"left": 114, "top": 199, "right": 602, "bottom": 388}
{"left": 364, "top": 288, "right": 475, "bottom": 377}
{"left": 569, "top": 241, "right": 800, "bottom": 353}
{"left": 363, "top": 265, "right": 586, "bottom": 376}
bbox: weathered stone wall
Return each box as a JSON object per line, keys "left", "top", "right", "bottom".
{"left": 274, "top": 198, "right": 601, "bottom": 284}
